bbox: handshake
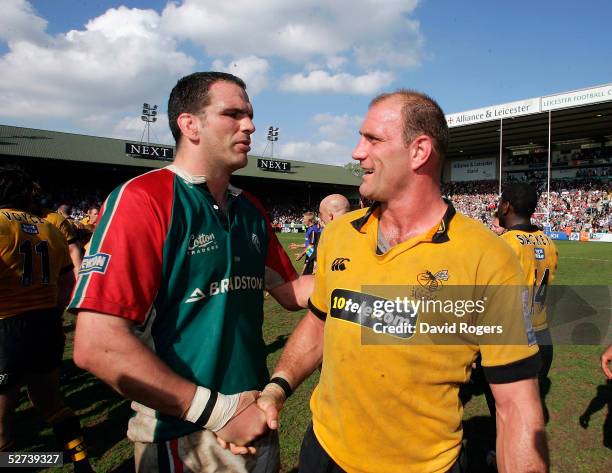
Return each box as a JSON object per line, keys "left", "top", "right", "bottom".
{"left": 184, "top": 380, "right": 290, "bottom": 455}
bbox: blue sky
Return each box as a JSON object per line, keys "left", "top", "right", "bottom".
{"left": 1, "top": 0, "right": 610, "bottom": 165}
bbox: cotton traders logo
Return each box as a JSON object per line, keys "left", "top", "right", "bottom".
{"left": 417, "top": 270, "right": 449, "bottom": 291}
{"left": 79, "top": 253, "right": 111, "bottom": 275}
{"left": 188, "top": 232, "right": 219, "bottom": 255}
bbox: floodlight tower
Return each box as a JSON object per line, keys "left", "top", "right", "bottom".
{"left": 267, "top": 126, "right": 279, "bottom": 157}
{"left": 141, "top": 103, "right": 158, "bottom": 145}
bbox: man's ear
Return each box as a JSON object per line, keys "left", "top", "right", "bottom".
{"left": 409, "top": 135, "right": 434, "bottom": 172}
{"left": 499, "top": 201, "right": 510, "bottom": 216}
{"left": 177, "top": 113, "right": 200, "bottom": 142}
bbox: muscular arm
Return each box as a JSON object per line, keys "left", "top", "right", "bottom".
{"left": 490, "top": 378, "right": 548, "bottom": 473}
{"left": 268, "top": 275, "right": 314, "bottom": 310}
{"left": 273, "top": 311, "right": 324, "bottom": 385}
{"left": 258, "top": 311, "right": 324, "bottom": 428}
{"left": 73, "top": 311, "right": 196, "bottom": 418}
{"left": 74, "top": 311, "right": 267, "bottom": 449}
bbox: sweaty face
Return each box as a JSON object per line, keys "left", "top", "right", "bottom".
{"left": 196, "top": 81, "right": 255, "bottom": 171}
{"left": 351, "top": 98, "right": 411, "bottom": 203}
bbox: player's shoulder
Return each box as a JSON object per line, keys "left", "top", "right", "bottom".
{"left": 120, "top": 167, "right": 174, "bottom": 194}
{"left": 106, "top": 168, "right": 175, "bottom": 210}
{"left": 452, "top": 212, "right": 517, "bottom": 257}
{"left": 0, "top": 208, "right": 63, "bottom": 238}
{"left": 237, "top": 189, "right": 271, "bottom": 221}
{"left": 42, "top": 210, "right": 63, "bottom": 226}
{"left": 317, "top": 207, "right": 366, "bottom": 236}
{"left": 333, "top": 207, "right": 369, "bottom": 227}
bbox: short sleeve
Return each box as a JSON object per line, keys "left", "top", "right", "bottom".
{"left": 476, "top": 244, "right": 541, "bottom": 384}
{"left": 68, "top": 171, "right": 174, "bottom": 323}
{"left": 308, "top": 226, "right": 330, "bottom": 320}
{"left": 241, "top": 192, "right": 297, "bottom": 289}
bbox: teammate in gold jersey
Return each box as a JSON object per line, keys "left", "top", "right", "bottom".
{"left": 30, "top": 183, "right": 83, "bottom": 279}
{"left": 258, "top": 91, "right": 548, "bottom": 473}
{"left": 0, "top": 166, "right": 93, "bottom": 472}
{"left": 498, "top": 182, "right": 558, "bottom": 422}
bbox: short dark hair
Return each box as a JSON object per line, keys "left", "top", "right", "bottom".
{"left": 370, "top": 89, "right": 449, "bottom": 159}
{"left": 501, "top": 183, "right": 539, "bottom": 218}
{"left": 167, "top": 72, "right": 247, "bottom": 147}
{"left": 0, "top": 165, "right": 33, "bottom": 210}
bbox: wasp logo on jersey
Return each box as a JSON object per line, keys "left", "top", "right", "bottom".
{"left": 417, "top": 270, "right": 449, "bottom": 291}
{"left": 79, "top": 253, "right": 111, "bottom": 275}
{"left": 331, "top": 258, "right": 350, "bottom": 271}
{"left": 534, "top": 248, "right": 545, "bottom": 260}
{"left": 21, "top": 223, "right": 39, "bottom": 234}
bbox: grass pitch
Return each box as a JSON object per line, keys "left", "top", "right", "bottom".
{"left": 14, "top": 235, "right": 612, "bottom": 472}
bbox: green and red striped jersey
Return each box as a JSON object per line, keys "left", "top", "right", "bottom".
{"left": 69, "top": 166, "right": 297, "bottom": 441}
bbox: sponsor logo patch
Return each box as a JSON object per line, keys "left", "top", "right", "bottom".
{"left": 21, "top": 223, "right": 39, "bottom": 234}
{"left": 331, "top": 257, "right": 350, "bottom": 271}
{"left": 185, "top": 288, "right": 206, "bottom": 303}
{"left": 330, "top": 288, "right": 418, "bottom": 339}
{"left": 79, "top": 253, "right": 111, "bottom": 275}
{"left": 534, "top": 248, "right": 545, "bottom": 260}
{"left": 188, "top": 232, "right": 219, "bottom": 255}
{"left": 184, "top": 275, "right": 264, "bottom": 304}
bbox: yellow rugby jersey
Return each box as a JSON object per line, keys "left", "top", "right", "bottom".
{"left": 0, "top": 208, "right": 72, "bottom": 318}
{"left": 308, "top": 202, "right": 540, "bottom": 473}
{"left": 42, "top": 209, "right": 78, "bottom": 245}
{"left": 501, "top": 225, "right": 558, "bottom": 331}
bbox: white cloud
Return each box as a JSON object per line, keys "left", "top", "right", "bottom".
{"left": 280, "top": 140, "right": 353, "bottom": 166}
{"left": 0, "top": 5, "right": 194, "bottom": 122}
{"left": 0, "top": 0, "right": 47, "bottom": 44}
{"left": 280, "top": 70, "right": 394, "bottom": 95}
{"left": 326, "top": 55, "right": 348, "bottom": 71}
{"left": 161, "top": 0, "right": 423, "bottom": 68}
{"left": 211, "top": 56, "right": 269, "bottom": 95}
{"left": 313, "top": 113, "right": 362, "bottom": 141}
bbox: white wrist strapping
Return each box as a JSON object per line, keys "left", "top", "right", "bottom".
{"left": 184, "top": 386, "right": 240, "bottom": 432}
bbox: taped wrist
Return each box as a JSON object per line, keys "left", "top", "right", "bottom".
{"left": 268, "top": 377, "right": 292, "bottom": 399}
{"left": 184, "top": 386, "right": 240, "bottom": 432}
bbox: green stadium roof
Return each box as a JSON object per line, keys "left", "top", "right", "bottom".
{"left": 0, "top": 124, "right": 361, "bottom": 187}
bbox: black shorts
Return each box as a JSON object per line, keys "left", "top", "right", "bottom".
{"left": 0, "top": 308, "right": 65, "bottom": 388}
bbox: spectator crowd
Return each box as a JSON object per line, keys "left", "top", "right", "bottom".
{"left": 443, "top": 177, "right": 611, "bottom": 233}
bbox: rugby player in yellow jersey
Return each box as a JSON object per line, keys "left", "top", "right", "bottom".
{"left": 0, "top": 166, "right": 93, "bottom": 472}
{"left": 258, "top": 91, "right": 548, "bottom": 473}
{"left": 498, "top": 182, "right": 558, "bottom": 421}
{"left": 30, "top": 184, "right": 83, "bottom": 279}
